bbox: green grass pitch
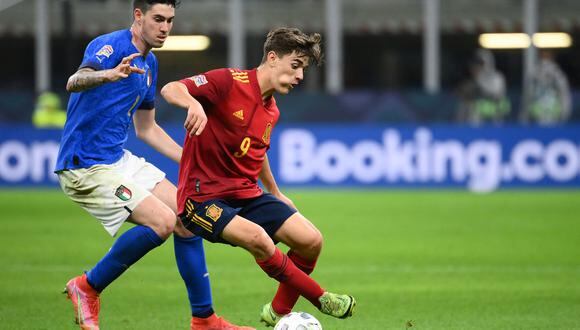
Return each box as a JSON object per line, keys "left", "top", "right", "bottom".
{"left": 1, "top": 189, "right": 579, "bottom": 329}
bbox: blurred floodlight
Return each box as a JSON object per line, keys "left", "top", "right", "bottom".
{"left": 532, "top": 32, "right": 572, "bottom": 48}
{"left": 479, "top": 32, "right": 572, "bottom": 49}
{"left": 155, "top": 35, "right": 210, "bottom": 51}
{"left": 479, "top": 33, "right": 531, "bottom": 49}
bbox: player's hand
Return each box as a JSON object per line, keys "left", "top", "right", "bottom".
{"left": 184, "top": 104, "right": 207, "bottom": 136}
{"left": 273, "top": 191, "right": 297, "bottom": 209}
{"left": 108, "top": 53, "right": 145, "bottom": 82}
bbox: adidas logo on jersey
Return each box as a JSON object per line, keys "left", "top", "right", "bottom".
{"left": 233, "top": 110, "right": 244, "bottom": 120}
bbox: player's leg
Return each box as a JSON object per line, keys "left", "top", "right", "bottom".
{"left": 232, "top": 195, "right": 355, "bottom": 326}
{"left": 220, "top": 215, "right": 325, "bottom": 306}
{"left": 179, "top": 198, "right": 324, "bottom": 307}
{"left": 150, "top": 178, "right": 214, "bottom": 317}
{"left": 181, "top": 197, "right": 355, "bottom": 323}
{"left": 59, "top": 152, "right": 171, "bottom": 329}
{"left": 151, "top": 179, "right": 254, "bottom": 330}
{"left": 85, "top": 155, "right": 175, "bottom": 294}
{"left": 225, "top": 216, "right": 354, "bottom": 322}
{"left": 273, "top": 214, "right": 355, "bottom": 321}
{"left": 82, "top": 189, "right": 173, "bottom": 293}
{"left": 274, "top": 213, "right": 323, "bottom": 260}
{"left": 267, "top": 213, "right": 323, "bottom": 315}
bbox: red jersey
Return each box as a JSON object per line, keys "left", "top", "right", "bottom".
{"left": 177, "top": 68, "right": 280, "bottom": 213}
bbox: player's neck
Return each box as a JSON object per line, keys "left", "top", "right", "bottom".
{"left": 256, "top": 65, "right": 275, "bottom": 100}
{"left": 130, "top": 25, "right": 152, "bottom": 56}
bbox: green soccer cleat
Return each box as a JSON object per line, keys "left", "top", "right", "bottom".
{"left": 259, "top": 302, "right": 284, "bottom": 327}
{"left": 318, "top": 292, "right": 356, "bottom": 319}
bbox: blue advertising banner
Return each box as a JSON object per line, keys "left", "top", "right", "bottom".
{"left": 272, "top": 125, "right": 580, "bottom": 192}
{"left": 1, "top": 124, "right": 579, "bottom": 191}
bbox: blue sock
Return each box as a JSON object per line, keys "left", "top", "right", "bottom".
{"left": 174, "top": 234, "right": 214, "bottom": 318}
{"left": 86, "top": 225, "right": 164, "bottom": 292}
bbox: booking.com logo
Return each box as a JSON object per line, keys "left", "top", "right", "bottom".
{"left": 279, "top": 128, "right": 580, "bottom": 192}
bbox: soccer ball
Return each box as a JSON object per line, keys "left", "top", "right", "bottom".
{"left": 274, "top": 312, "right": 322, "bottom": 330}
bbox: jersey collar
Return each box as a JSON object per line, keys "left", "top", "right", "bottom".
{"left": 249, "top": 68, "right": 274, "bottom": 107}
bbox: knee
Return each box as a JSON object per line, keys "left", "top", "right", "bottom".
{"left": 245, "top": 229, "right": 275, "bottom": 259}
{"left": 295, "top": 230, "right": 323, "bottom": 259}
{"left": 307, "top": 230, "right": 323, "bottom": 255}
{"left": 152, "top": 209, "right": 176, "bottom": 240}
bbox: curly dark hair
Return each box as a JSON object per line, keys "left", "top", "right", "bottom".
{"left": 261, "top": 27, "right": 323, "bottom": 66}
{"left": 133, "top": 0, "right": 180, "bottom": 12}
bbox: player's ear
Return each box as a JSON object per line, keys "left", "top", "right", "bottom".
{"left": 267, "top": 51, "right": 278, "bottom": 67}
{"left": 134, "top": 8, "right": 144, "bottom": 25}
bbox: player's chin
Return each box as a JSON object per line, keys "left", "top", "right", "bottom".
{"left": 151, "top": 37, "right": 167, "bottom": 48}
{"left": 151, "top": 41, "right": 165, "bottom": 48}
{"left": 277, "top": 85, "right": 293, "bottom": 94}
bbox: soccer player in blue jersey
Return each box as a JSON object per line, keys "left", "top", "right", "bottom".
{"left": 55, "top": 1, "right": 253, "bottom": 329}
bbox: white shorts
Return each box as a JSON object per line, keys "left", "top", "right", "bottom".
{"left": 58, "top": 150, "right": 166, "bottom": 236}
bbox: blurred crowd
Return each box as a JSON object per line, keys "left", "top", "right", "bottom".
{"left": 456, "top": 49, "right": 571, "bottom": 126}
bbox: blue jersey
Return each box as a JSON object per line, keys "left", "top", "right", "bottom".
{"left": 55, "top": 29, "right": 158, "bottom": 171}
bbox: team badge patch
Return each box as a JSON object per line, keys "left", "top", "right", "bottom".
{"left": 95, "top": 45, "right": 114, "bottom": 63}
{"left": 262, "top": 122, "right": 272, "bottom": 144}
{"left": 205, "top": 204, "right": 223, "bottom": 222}
{"left": 190, "top": 74, "right": 208, "bottom": 87}
{"left": 114, "top": 185, "right": 132, "bottom": 201}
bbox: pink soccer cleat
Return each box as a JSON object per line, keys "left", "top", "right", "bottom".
{"left": 63, "top": 274, "right": 100, "bottom": 330}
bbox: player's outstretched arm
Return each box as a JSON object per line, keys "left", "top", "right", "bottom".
{"left": 161, "top": 81, "right": 207, "bottom": 136}
{"left": 133, "top": 109, "right": 182, "bottom": 163}
{"left": 66, "top": 53, "right": 145, "bottom": 92}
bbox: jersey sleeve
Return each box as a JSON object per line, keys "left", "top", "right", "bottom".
{"left": 138, "top": 55, "right": 158, "bottom": 110}
{"left": 79, "top": 36, "right": 120, "bottom": 71}
{"left": 179, "top": 68, "right": 233, "bottom": 106}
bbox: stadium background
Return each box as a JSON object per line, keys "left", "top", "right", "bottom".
{"left": 0, "top": 0, "right": 579, "bottom": 329}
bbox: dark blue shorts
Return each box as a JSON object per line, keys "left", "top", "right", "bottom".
{"left": 179, "top": 193, "right": 297, "bottom": 244}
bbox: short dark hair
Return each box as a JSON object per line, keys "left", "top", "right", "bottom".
{"left": 133, "top": 0, "right": 180, "bottom": 13}
{"left": 261, "top": 27, "right": 323, "bottom": 66}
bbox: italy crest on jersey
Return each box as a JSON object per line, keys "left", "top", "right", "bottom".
{"left": 114, "top": 185, "right": 132, "bottom": 201}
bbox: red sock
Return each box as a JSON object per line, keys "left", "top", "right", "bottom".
{"left": 271, "top": 250, "right": 318, "bottom": 314}
{"left": 256, "top": 248, "right": 323, "bottom": 308}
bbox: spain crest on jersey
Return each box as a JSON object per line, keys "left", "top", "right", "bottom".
{"left": 205, "top": 204, "right": 223, "bottom": 222}
{"left": 262, "top": 122, "right": 272, "bottom": 144}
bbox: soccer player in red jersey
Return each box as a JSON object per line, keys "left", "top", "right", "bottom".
{"left": 161, "top": 27, "right": 356, "bottom": 327}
